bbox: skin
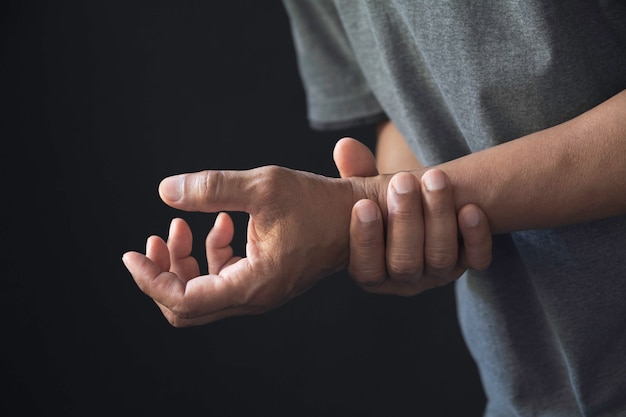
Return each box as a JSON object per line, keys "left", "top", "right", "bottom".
{"left": 123, "top": 89, "right": 626, "bottom": 327}
{"left": 374, "top": 120, "right": 422, "bottom": 174}
{"left": 335, "top": 124, "right": 491, "bottom": 294}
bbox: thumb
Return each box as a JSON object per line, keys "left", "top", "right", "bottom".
{"left": 158, "top": 168, "right": 260, "bottom": 214}
{"left": 333, "top": 137, "right": 378, "bottom": 178}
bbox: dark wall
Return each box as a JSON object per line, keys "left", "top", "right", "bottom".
{"left": 1, "top": 2, "right": 485, "bottom": 416}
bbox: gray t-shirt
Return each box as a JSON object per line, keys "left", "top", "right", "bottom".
{"left": 282, "top": 1, "right": 626, "bottom": 415}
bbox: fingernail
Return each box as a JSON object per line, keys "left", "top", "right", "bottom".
{"left": 356, "top": 201, "right": 377, "bottom": 222}
{"left": 463, "top": 206, "right": 481, "bottom": 228}
{"left": 422, "top": 170, "right": 446, "bottom": 191}
{"left": 392, "top": 173, "right": 415, "bottom": 194}
{"left": 160, "top": 175, "right": 183, "bottom": 202}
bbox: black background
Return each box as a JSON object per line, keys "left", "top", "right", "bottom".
{"left": 2, "top": 1, "right": 485, "bottom": 416}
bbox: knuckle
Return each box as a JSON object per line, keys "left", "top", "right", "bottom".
{"left": 426, "top": 202, "right": 451, "bottom": 218}
{"left": 464, "top": 237, "right": 493, "bottom": 271}
{"left": 468, "top": 253, "right": 493, "bottom": 271}
{"left": 388, "top": 252, "right": 422, "bottom": 278}
{"left": 391, "top": 206, "right": 416, "bottom": 223}
{"left": 254, "top": 165, "right": 288, "bottom": 200}
{"left": 355, "top": 234, "right": 382, "bottom": 251}
{"left": 350, "top": 267, "right": 386, "bottom": 287}
{"left": 259, "top": 165, "right": 287, "bottom": 184}
{"left": 199, "top": 170, "right": 224, "bottom": 201}
{"left": 425, "top": 248, "right": 457, "bottom": 270}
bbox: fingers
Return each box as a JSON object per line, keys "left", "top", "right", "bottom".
{"left": 166, "top": 217, "right": 192, "bottom": 259}
{"left": 420, "top": 169, "right": 458, "bottom": 279}
{"left": 123, "top": 251, "right": 185, "bottom": 306}
{"left": 458, "top": 205, "right": 493, "bottom": 271}
{"left": 385, "top": 172, "right": 424, "bottom": 283}
{"left": 166, "top": 218, "right": 200, "bottom": 281}
{"left": 333, "top": 137, "right": 378, "bottom": 178}
{"left": 206, "top": 212, "right": 239, "bottom": 275}
{"left": 348, "top": 199, "right": 386, "bottom": 287}
{"left": 348, "top": 172, "right": 427, "bottom": 296}
{"left": 146, "top": 235, "right": 170, "bottom": 272}
{"left": 347, "top": 168, "right": 492, "bottom": 296}
{"left": 122, "top": 250, "right": 246, "bottom": 325}
{"left": 124, "top": 215, "right": 244, "bottom": 326}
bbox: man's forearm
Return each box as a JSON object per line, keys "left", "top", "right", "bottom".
{"left": 376, "top": 120, "right": 421, "bottom": 173}
{"left": 434, "top": 89, "right": 626, "bottom": 234}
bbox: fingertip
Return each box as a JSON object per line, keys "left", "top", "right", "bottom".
{"left": 421, "top": 168, "right": 447, "bottom": 192}
{"left": 390, "top": 171, "right": 417, "bottom": 195}
{"left": 212, "top": 211, "right": 234, "bottom": 233}
{"left": 121, "top": 251, "right": 166, "bottom": 294}
{"left": 336, "top": 137, "right": 358, "bottom": 147}
{"left": 121, "top": 251, "right": 147, "bottom": 272}
{"left": 387, "top": 173, "right": 421, "bottom": 222}
{"left": 354, "top": 199, "right": 379, "bottom": 223}
{"left": 121, "top": 251, "right": 135, "bottom": 266}
{"left": 460, "top": 204, "right": 482, "bottom": 228}
{"left": 207, "top": 211, "right": 235, "bottom": 248}
{"left": 215, "top": 211, "right": 232, "bottom": 224}
{"left": 159, "top": 175, "right": 184, "bottom": 203}
{"left": 146, "top": 234, "right": 164, "bottom": 250}
{"left": 168, "top": 217, "right": 190, "bottom": 238}
{"left": 334, "top": 138, "right": 378, "bottom": 178}
{"left": 335, "top": 136, "right": 353, "bottom": 147}
{"left": 458, "top": 205, "right": 493, "bottom": 271}
{"left": 168, "top": 217, "right": 179, "bottom": 236}
{"left": 333, "top": 137, "right": 352, "bottom": 160}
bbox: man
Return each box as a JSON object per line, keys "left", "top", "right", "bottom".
{"left": 124, "top": 1, "right": 626, "bottom": 415}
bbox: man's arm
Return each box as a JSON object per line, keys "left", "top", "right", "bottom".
{"left": 122, "top": 90, "right": 626, "bottom": 325}
{"left": 437, "top": 89, "right": 626, "bottom": 234}
{"left": 342, "top": 90, "right": 626, "bottom": 292}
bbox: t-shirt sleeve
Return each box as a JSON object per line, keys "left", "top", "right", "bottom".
{"left": 282, "top": 0, "right": 386, "bottom": 131}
